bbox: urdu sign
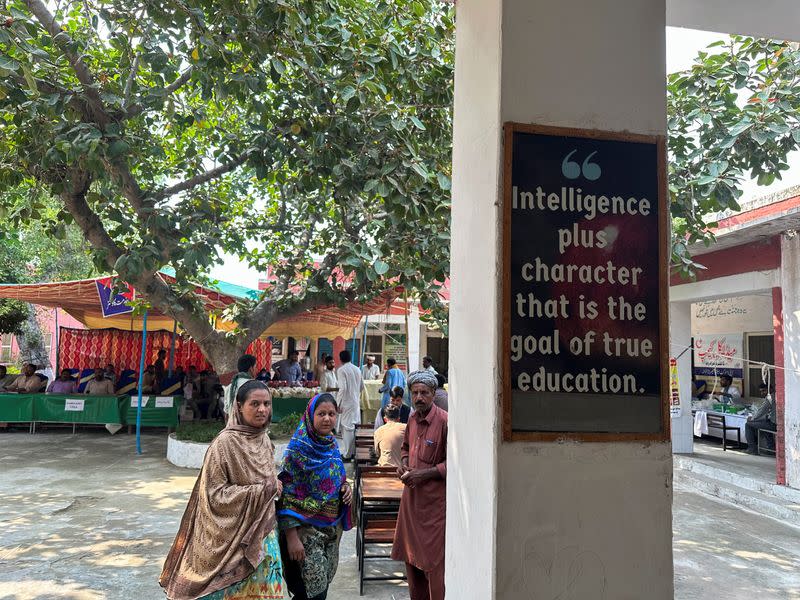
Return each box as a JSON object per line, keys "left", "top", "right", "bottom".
{"left": 96, "top": 277, "right": 135, "bottom": 318}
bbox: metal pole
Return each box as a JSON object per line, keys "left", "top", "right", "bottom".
{"left": 351, "top": 328, "right": 357, "bottom": 366}
{"left": 135, "top": 310, "right": 148, "bottom": 455}
{"left": 361, "top": 316, "right": 368, "bottom": 368}
{"left": 168, "top": 319, "right": 177, "bottom": 376}
{"left": 54, "top": 308, "right": 60, "bottom": 373}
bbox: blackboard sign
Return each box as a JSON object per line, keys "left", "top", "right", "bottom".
{"left": 502, "top": 123, "right": 668, "bottom": 442}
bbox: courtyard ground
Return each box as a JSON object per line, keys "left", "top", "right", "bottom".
{"left": 0, "top": 430, "right": 798, "bottom": 599}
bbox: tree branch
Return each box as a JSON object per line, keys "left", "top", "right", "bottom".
{"left": 59, "top": 172, "right": 124, "bottom": 269}
{"left": 25, "top": 0, "right": 110, "bottom": 127}
{"left": 148, "top": 151, "right": 251, "bottom": 201}
{"left": 124, "top": 67, "right": 194, "bottom": 118}
{"left": 123, "top": 54, "right": 140, "bottom": 108}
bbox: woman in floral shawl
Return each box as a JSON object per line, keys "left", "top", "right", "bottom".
{"left": 277, "top": 393, "right": 353, "bottom": 600}
{"left": 160, "top": 380, "right": 284, "bottom": 600}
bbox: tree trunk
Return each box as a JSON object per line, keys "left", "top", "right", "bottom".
{"left": 15, "top": 308, "right": 51, "bottom": 370}
{"left": 200, "top": 337, "right": 249, "bottom": 385}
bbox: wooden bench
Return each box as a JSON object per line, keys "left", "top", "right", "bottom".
{"left": 705, "top": 412, "right": 743, "bottom": 451}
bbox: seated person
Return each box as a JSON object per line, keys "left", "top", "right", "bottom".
{"left": 712, "top": 374, "right": 740, "bottom": 404}
{"left": 188, "top": 369, "right": 223, "bottom": 420}
{"left": 691, "top": 376, "right": 707, "bottom": 399}
{"left": 141, "top": 364, "right": 158, "bottom": 394}
{"left": 173, "top": 365, "right": 186, "bottom": 386}
{"left": 0, "top": 365, "right": 16, "bottom": 391}
{"left": 373, "top": 404, "right": 406, "bottom": 468}
{"left": 104, "top": 363, "right": 117, "bottom": 385}
{"left": 6, "top": 364, "right": 45, "bottom": 393}
{"left": 47, "top": 369, "right": 78, "bottom": 394}
{"left": 85, "top": 368, "right": 115, "bottom": 395}
{"left": 746, "top": 383, "right": 776, "bottom": 455}
{"left": 373, "top": 386, "right": 411, "bottom": 430}
{"left": 433, "top": 374, "right": 448, "bottom": 412}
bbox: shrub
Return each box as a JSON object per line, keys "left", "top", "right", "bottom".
{"left": 270, "top": 412, "right": 302, "bottom": 438}
{"left": 175, "top": 421, "right": 225, "bottom": 443}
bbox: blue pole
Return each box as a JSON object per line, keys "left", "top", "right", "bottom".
{"left": 135, "top": 310, "right": 148, "bottom": 455}
{"left": 168, "top": 319, "right": 177, "bottom": 377}
{"left": 351, "top": 328, "right": 357, "bottom": 366}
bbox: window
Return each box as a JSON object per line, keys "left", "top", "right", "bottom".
{"left": 365, "top": 335, "right": 383, "bottom": 367}
{"left": 746, "top": 333, "right": 774, "bottom": 397}
{"left": 0, "top": 334, "right": 13, "bottom": 363}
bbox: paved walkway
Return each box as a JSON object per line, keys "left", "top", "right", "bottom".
{"left": 1, "top": 431, "right": 799, "bottom": 599}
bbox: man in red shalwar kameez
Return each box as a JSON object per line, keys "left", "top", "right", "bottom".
{"left": 391, "top": 370, "right": 447, "bottom": 600}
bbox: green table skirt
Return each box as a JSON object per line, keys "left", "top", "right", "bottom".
{"left": 272, "top": 397, "right": 311, "bottom": 422}
{"left": 123, "top": 396, "right": 182, "bottom": 428}
{"left": 0, "top": 393, "right": 181, "bottom": 427}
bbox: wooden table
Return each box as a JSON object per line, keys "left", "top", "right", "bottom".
{"left": 360, "top": 476, "right": 404, "bottom": 503}
{"left": 356, "top": 447, "right": 374, "bottom": 462}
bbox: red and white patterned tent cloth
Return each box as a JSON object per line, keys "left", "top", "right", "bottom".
{"left": 0, "top": 275, "right": 401, "bottom": 339}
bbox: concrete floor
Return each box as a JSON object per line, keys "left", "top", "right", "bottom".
{"left": 1, "top": 430, "right": 799, "bottom": 600}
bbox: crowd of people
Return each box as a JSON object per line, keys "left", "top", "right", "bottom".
{"left": 160, "top": 366, "right": 448, "bottom": 600}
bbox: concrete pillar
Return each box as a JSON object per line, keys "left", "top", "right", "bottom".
{"left": 780, "top": 233, "right": 800, "bottom": 488}
{"left": 448, "top": 1, "right": 673, "bottom": 598}
{"left": 407, "top": 304, "right": 421, "bottom": 372}
{"left": 670, "top": 301, "right": 694, "bottom": 453}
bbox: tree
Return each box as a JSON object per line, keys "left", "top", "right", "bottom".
{"left": 0, "top": 188, "right": 97, "bottom": 364}
{"left": 668, "top": 36, "right": 800, "bottom": 276}
{"left": 0, "top": 0, "right": 454, "bottom": 373}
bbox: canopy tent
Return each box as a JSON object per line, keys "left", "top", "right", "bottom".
{"left": 0, "top": 274, "right": 401, "bottom": 339}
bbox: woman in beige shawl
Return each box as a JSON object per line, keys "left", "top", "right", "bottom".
{"left": 160, "top": 380, "right": 284, "bottom": 599}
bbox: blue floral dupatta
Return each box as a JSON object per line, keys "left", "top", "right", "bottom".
{"left": 277, "top": 394, "right": 353, "bottom": 530}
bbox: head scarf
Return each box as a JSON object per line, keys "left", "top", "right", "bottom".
{"left": 407, "top": 370, "right": 438, "bottom": 390}
{"left": 160, "top": 380, "right": 279, "bottom": 600}
{"left": 277, "top": 394, "right": 352, "bottom": 531}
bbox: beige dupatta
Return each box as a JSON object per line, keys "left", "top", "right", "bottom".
{"left": 159, "top": 402, "right": 279, "bottom": 600}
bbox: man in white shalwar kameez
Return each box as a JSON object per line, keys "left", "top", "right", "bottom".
{"left": 335, "top": 349, "right": 363, "bottom": 459}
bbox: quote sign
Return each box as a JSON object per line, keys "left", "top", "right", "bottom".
{"left": 503, "top": 123, "right": 668, "bottom": 441}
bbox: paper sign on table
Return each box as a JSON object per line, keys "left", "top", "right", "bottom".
{"left": 155, "top": 396, "right": 174, "bottom": 408}
{"left": 65, "top": 398, "right": 85, "bottom": 412}
{"left": 131, "top": 396, "right": 150, "bottom": 408}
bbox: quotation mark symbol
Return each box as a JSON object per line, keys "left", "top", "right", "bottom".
{"left": 561, "top": 150, "right": 601, "bottom": 181}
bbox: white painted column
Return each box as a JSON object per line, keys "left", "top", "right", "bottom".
{"left": 670, "top": 301, "right": 694, "bottom": 453}
{"left": 448, "top": 1, "right": 673, "bottom": 598}
{"left": 407, "top": 304, "right": 421, "bottom": 372}
{"left": 780, "top": 233, "right": 800, "bottom": 488}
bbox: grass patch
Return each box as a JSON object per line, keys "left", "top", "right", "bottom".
{"left": 175, "top": 421, "right": 225, "bottom": 443}
{"left": 270, "top": 412, "right": 302, "bottom": 438}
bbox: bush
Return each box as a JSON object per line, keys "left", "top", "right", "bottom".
{"left": 175, "top": 421, "right": 225, "bottom": 443}
{"left": 270, "top": 412, "right": 302, "bottom": 438}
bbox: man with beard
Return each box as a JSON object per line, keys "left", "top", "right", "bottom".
{"left": 391, "top": 370, "right": 447, "bottom": 600}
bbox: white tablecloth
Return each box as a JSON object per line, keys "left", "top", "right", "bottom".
{"left": 693, "top": 409, "right": 747, "bottom": 442}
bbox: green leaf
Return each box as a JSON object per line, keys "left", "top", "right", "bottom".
{"left": 374, "top": 259, "right": 389, "bottom": 275}
{"left": 410, "top": 116, "right": 426, "bottom": 130}
{"left": 750, "top": 129, "right": 769, "bottom": 145}
{"left": 341, "top": 86, "right": 356, "bottom": 102}
{"left": 436, "top": 173, "right": 451, "bottom": 191}
{"left": 108, "top": 140, "right": 130, "bottom": 158}
{"left": 0, "top": 55, "right": 20, "bottom": 72}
